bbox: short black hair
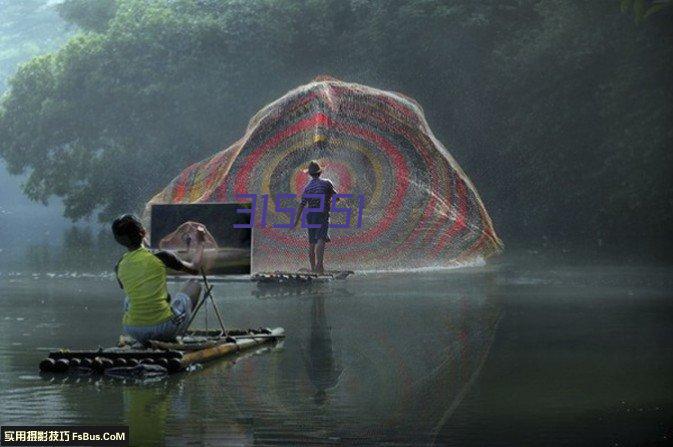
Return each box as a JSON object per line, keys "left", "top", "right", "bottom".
{"left": 112, "top": 214, "right": 144, "bottom": 248}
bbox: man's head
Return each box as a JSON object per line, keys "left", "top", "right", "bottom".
{"left": 112, "top": 214, "right": 145, "bottom": 249}
{"left": 306, "top": 160, "right": 323, "bottom": 178}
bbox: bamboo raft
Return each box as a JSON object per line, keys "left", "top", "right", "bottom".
{"left": 38, "top": 327, "right": 284, "bottom": 376}
{"left": 252, "top": 270, "right": 354, "bottom": 285}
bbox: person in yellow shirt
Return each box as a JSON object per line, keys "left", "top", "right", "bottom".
{"left": 112, "top": 214, "right": 204, "bottom": 344}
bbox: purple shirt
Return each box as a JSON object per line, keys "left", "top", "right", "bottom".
{"left": 300, "top": 178, "right": 336, "bottom": 212}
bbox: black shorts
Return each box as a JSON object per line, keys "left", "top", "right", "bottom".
{"left": 306, "top": 212, "right": 330, "bottom": 244}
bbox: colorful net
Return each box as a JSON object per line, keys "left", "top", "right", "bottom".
{"left": 146, "top": 78, "right": 502, "bottom": 272}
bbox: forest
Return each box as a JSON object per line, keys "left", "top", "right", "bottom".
{"left": 0, "top": 0, "right": 671, "bottom": 262}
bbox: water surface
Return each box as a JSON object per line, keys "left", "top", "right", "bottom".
{"left": 0, "top": 264, "right": 671, "bottom": 446}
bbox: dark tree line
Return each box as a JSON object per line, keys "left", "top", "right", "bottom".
{"left": 24, "top": 226, "right": 121, "bottom": 272}
{"left": 0, "top": 0, "right": 671, "bottom": 261}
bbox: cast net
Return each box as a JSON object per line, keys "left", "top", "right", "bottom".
{"left": 146, "top": 78, "right": 502, "bottom": 273}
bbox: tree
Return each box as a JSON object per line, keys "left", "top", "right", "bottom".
{"left": 0, "top": 0, "right": 671, "bottom": 259}
{"left": 61, "top": 225, "right": 94, "bottom": 268}
{"left": 0, "top": 0, "right": 71, "bottom": 92}
{"left": 0, "top": 0, "right": 296, "bottom": 221}
{"left": 56, "top": 0, "right": 118, "bottom": 32}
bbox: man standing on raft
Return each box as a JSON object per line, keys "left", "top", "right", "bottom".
{"left": 112, "top": 215, "right": 205, "bottom": 344}
{"left": 292, "top": 160, "right": 338, "bottom": 274}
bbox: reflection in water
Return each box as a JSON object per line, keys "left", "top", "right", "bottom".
{"left": 228, "top": 273, "right": 502, "bottom": 445}
{"left": 2, "top": 268, "right": 672, "bottom": 445}
{"left": 1, "top": 272, "right": 502, "bottom": 446}
{"left": 303, "top": 293, "right": 343, "bottom": 405}
{"left": 124, "top": 384, "right": 170, "bottom": 446}
{"left": 123, "top": 349, "right": 273, "bottom": 446}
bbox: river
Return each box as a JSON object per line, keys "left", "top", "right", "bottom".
{"left": 0, "top": 262, "right": 671, "bottom": 446}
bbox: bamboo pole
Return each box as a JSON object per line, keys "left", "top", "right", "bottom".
{"left": 177, "top": 327, "right": 284, "bottom": 370}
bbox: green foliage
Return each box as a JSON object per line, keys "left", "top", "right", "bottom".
{"left": 57, "top": 0, "right": 118, "bottom": 32}
{"left": 0, "top": 0, "right": 71, "bottom": 92}
{"left": 0, "top": 0, "right": 671, "bottom": 259}
{"left": 620, "top": 0, "right": 672, "bottom": 23}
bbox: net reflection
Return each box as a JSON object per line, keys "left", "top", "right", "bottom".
{"left": 225, "top": 272, "right": 502, "bottom": 445}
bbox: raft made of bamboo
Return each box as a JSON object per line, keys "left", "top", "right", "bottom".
{"left": 252, "top": 270, "right": 354, "bottom": 285}
{"left": 38, "top": 327, "right": 284, "bottom": 375}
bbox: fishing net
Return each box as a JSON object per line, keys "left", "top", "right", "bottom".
{"left": 146, "top": 78, "right": 502, "bottom": 272}
{"left": 157, "top": 222, "right": 218, "bottom": 251}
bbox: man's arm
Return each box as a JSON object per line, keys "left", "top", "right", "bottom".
{"left": 329, "top": 180, "right": 339, "bottom": 202}
{"left": 155, "top": 229, "right": 205, "bottom": 275}
{"left": 292, "top": 203, "right": 305, "bottom": 228}
{"left": 154, "top": 251, "right": 199, "bottom": 275}
{"left": 114, "top": 260, "right": 124, "bottom": 289}
{"left": 182, "top": 228, "right": 205, "bottom": 272}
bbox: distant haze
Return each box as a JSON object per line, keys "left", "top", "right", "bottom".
{"left": 0, "top": 0, "right": 72, "bottom": 264}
